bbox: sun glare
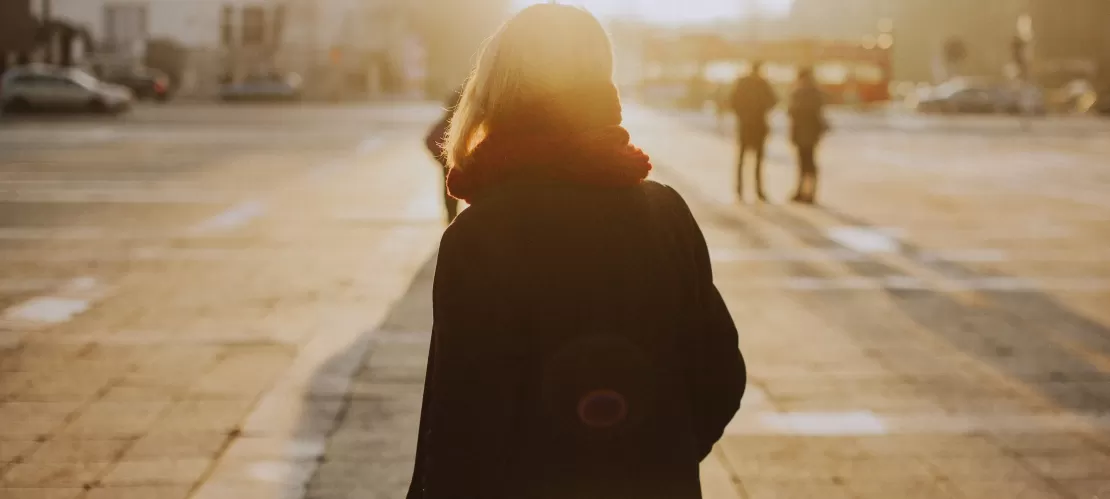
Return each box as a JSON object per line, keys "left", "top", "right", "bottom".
{"left": 513, "top": 0, "right": 794, "bottom": 24}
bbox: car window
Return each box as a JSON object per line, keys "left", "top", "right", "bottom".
{"left": 67, "top": 70, "right": 100, "bottom": 89}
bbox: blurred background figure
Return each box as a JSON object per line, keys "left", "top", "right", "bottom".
{"left": 788, "top": 66, "right": 827, "bottom": 204}
{"left": 424, "top": 86, "right": 464, "bottom": 222}
{"left": 729, "top": 61, "right": 777, "bottom": 202}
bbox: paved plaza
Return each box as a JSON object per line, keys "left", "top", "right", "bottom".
{"left": 1, "top": 103, "right": 1108, "bottom": 498}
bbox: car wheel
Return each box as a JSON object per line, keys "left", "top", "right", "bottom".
{"left": 87, "top": 98, "right": 110, "bottom": 113}
{"left": 3, "top": 98, "right": 31, "bottom": 113}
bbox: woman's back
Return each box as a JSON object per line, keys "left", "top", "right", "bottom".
{"left": 407, "top": 5, "right": 745, "bottom": 499}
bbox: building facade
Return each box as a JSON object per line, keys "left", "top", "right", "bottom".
{"left": 44, "top": 0, "right": 422, "bottom": 98}
{"left": 789, "top": 0, "right": 1109, "bottom": 84}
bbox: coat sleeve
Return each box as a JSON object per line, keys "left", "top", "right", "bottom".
{"left": 666, "top": 186, "right": 747, "bottom": 460}
{"left": 407, "top": 224, "right": 516, "bottom": 499}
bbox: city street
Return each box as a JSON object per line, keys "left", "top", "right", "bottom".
{"left": 1, "top": 102, "right": 1109, "bottom": 499}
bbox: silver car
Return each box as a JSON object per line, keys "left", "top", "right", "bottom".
{"left": 1, "top": 66, "right": 134, "bottom": 114}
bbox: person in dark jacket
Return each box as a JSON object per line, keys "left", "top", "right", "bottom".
{"left": 788, "top": 67, "right": 827, "bottom": 204}
{"left": 407, "top": 5, "right": 746, "bottom": 499}
{"left": 730, "top": 61, "right": 777, "bottom": 202}
{"left": 425, "top": 88, "right": 464, "bottom": 222}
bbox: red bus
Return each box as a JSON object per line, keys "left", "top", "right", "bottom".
{"left": 638, "top": 34, "right": 893, "bottom": 106}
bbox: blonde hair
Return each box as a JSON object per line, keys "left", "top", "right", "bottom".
{"left": 444, "top": 4, "right": 615, "bottom": 170}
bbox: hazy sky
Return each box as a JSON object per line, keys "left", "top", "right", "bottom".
{"left": 513, "top": 0, "right": 794, "bottom": 23}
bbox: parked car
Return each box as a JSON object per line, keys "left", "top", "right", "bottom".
{"left": 991, "top": 84, "right": 1047, "bottom": 115}
{"left": 103, "top": 67, "right": 173, "bottom": 101}
{"left": 917, "top": 79, "right": 1045, "bottom": 115}
{"left": 220, "top": 72, "right": 302, "bottom": 102}
{"left": 916, "top": 81, "right": 997, "bottom": 114}
{"left": 0, "top": 65, "right": 133, "bottom": 114}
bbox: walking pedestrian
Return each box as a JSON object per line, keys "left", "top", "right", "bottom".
{"left": 407, "top": 5, "right": 746, "bottom": 499}
{"left": 425, "top": 87, "right": 463, "bottom": 222}
{"left": 788, "top": 67, "right": 827, "bottom": 204}
{"left": 730, "top": 61, "right": 777, "bottom": 202}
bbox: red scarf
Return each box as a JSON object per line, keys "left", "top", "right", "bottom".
{"left": 446, "top": 83, "right": 652, "bottom": 203}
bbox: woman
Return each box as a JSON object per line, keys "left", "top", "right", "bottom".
{"left": 788, "top": 67, "right": 827, "bottom": 204}
{"left": 425, "top": 87, "right": 464, "bottom": 222}
{"left": 408, "top": 5, "right": 746, "bottom": 499}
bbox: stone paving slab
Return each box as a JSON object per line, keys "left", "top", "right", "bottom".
{"left": 0, "top": 106, "right": 446, "bottom": 499}
{"left": 4, "top": 105, "right": 1110, "bottom": 498}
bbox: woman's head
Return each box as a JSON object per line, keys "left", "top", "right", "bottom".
{"left": 445, "top": 4, "right": 619, "bottom": 170}
{"left": 797, "top": 67, "right": 816, "bottom": 86}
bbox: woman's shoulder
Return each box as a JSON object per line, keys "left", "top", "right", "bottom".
{"left": 445, "top": 180, "right": 694, "bottom": 234}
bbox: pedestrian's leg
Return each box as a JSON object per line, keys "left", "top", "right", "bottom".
{"left": 755, "top": 138, "right": 767, "bottom": 201}
{"left": 806, "top": 146, "right": 819, "bottom": 204}
{"left": 792, "top": 144, "right": 806, "bottom": 202}
{"left": 801, "top": 145, "right": 817, "bottom": 203}
{"left": 737, "top": 140, "right": 748, "bottom": 200}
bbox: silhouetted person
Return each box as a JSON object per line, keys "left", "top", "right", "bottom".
{"left": 788, "top": 67, "right": 827, "bottom": 204}
{"left": 730, "top": 61, "right": 777, "bottom": 202}
{"left": 424, "top": 88, "right": 463, "bottom": 222}
{"left": 407, "top": 5, "right": 745, "bottom": 499}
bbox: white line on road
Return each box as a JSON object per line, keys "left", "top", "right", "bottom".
{"left": 190, "top": 200, "right": 267, "bottom": 234}
{"left": 827, "top": 227, "right": 902, "bottom": 253}
{"left": 758, "top": 411, "right": 889, "bottom": 436}
{"left": 0, "top": 277, "right": 111, "bottom": 330}
{"left": 356, "top": 136, "right": 384, "bottom": 155}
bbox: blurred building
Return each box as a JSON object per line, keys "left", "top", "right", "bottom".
{"left": 0, "top": 0, "right": 38, "bottom": 73}
{"left": 788, "top": 0, "right": 1110, "bottom": 84}
{"left": 40, "top": 0, "right": 424, "bottom": 99}
{"left": 1, "top": 0, "right": 95, "bottom": 75}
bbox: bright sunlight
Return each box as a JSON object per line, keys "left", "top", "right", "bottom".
{"left": 512, "top": 0, "right": 794, "bottom": 24}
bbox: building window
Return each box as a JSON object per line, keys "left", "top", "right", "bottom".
{"left": 104, "top": 3, "right": 148, "bottom": 52}
{"left": 221, "top": 5, "right": 235, "bottom": 47}
{"left": 242, "top": 6, "right": 265, "bottom": 46}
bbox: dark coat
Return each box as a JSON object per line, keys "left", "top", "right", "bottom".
{"left": 408, "top": 179, "right": 746, "bottom": 499}
{"left": 730, "top": 74, "right": 778, "bottom": 139}
{"left": 789, "top": 84, "right": 827, "bottom": 147}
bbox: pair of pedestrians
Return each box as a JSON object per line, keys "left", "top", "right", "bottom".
{"left": 729, "top": 62, "right": 827, "bottom": 204}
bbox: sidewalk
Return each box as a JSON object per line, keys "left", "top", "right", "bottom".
{"left": 628, "top": 106, "right": 1110, "bottom": 499}
{"left": 3, "top": 106, "right": 1109, "bottom": 499}
{"left": 0, "top": 131, "right": 445, "bottom": 499}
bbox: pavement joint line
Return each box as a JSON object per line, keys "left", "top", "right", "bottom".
{"left": 729, "top": 411, "right": 1110, "bottom": 436}
{"left": 723, "top": 276, "right": 1110, "bottom": 292}
{"left": 0, "top": 278, "right": 68, "bottom": 293}
{"left": 0, "top": 189, "right": 235, "bottom": 204}
{"left": 4, "top": 331, "right": 301, "bottom": 347}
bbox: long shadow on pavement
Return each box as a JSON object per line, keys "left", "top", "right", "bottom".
{"left": 298, "top": 252, "right": 436, "bottom": 499}
{"left": 661, "top": 163, "right": 1110, "bottom": 418}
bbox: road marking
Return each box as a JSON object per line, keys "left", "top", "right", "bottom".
{"left": 0, "top": 277, "right": 110, "bottom": 330}
{"left": 356, "top": 136, "right": 384, "bottom": 155}
{"left": 759, "top": 411, "right": 889, "bottom": 436}
{"left": 4, "top": 297, "right": 90, "bottom": 323}
{"left": 191, "top": 200, "right": 267, "bottom": 234}
{"left": 307, "top": 136, "right": 384, "bottom": 181}
{"left": 827, "top": 227, "right": 902, "bottom": 253}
